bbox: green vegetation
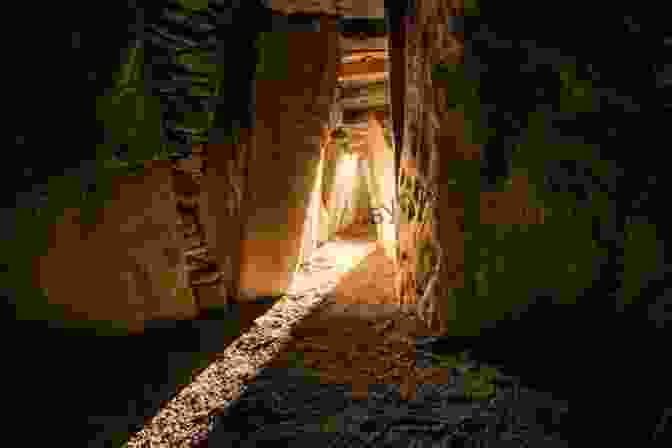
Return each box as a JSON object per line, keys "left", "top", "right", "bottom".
{"left": 320, "top": 414, "right": 338, "bottom": 432}
{"left": 332, "top": 127, "right": 353, "bottom": 155}
{"left": 285, "top": 351, "right": 323, "bottom": 385}
{"left": 430, "top": 351, "right": 498, "bottom": 401}
{"left": 463, "top": 366, "right": 497, "bottom": 400}
{"left": 622, "top": 220, "right": 660, "bottom": 308}
{"left": 417, "top": 238, "right": 438, "bottom": 282}
{"left": 464, "top": 0, "right": 481, "bottom": 16}
{"left": 339, "top": 17, "right": 387, "bottom": 36}
{"left": 383, "top": 126, "right": 394, "bottom": 151}
{"left": 256, "top": 30, "right": 289, "bottom": 80}
{"left": 426, "top": 60, "right": 627, "bottom": 337}
{"left": 175, "top": 0, "right": 209, "bottom": 11}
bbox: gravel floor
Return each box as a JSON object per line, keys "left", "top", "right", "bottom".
{"left": 197, "top": 331, "right": 570, "bottom": 448}
{"left": 201, "top": 367, "right": 569, "bottom": 447}
{"left": 124, "top": 284, "right": 570, "bottom": 448}
{"left": 121, "top": 239, "right": 575, "bottom": 447}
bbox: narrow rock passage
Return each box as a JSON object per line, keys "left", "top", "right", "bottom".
{"left": 126, "top": 226, "right": 569, "bottom": 447}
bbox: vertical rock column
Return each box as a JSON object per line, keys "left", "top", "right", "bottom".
{"left": 317, "top": 127, "right": 336, "bottom": 244}
{"left": 367, "top": 110, "right": 397, "bottom": 259}
{"left": 403, "top": 1, "right": 547, "bottom": 333}
{"left": 311, "top": 91, "right": 343, "bottom": 248}
{"left": 238, "top": 13, "right": 340, "bottom": 302}
{"left": 393, "top": 0, "right": 467, "bottom": 333}
{"left": 300, "top": 124, "right": 333, "bottom": 267}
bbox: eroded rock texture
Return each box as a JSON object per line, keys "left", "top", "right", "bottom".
{"left": 394, "top": 0, "right": 467, "bottom": 333}
{"left": 267, "top": 0, "right": 386, "bottom": 18}
{"left": 184, "top": 139, "right": 250, "bottom": 311}
{"left": 237, "top": 13, "right": 341, "bottom": 301}
{"left": 391, "top": 1, "right": 670, "bottom": 444}
{"left": 395, "top": 0, "right": 550, "bottom": 333}
{"left": 34, "top": 161, "right": 197, "bottom": 334}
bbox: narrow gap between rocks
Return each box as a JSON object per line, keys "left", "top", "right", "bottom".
{"left": 123, "top": 16, "right": 570, "bottom": 448}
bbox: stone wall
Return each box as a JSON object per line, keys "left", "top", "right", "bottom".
{"left": 267, "top": 0, "right": 354, "bottom": 17}
{"left": 366, "top": 110, "right": 396, "bottom": 259}
{"left": 179, "top": 140, "right": 249, "bottom": 313}
{"left": 389, "top": 2, "right": 671, "bottom": 442}
{"left": 394, "top": 0, "right": 546, "bottom": 332}
{"left": 34, "top": 161, "right": 197, "bottom": 334}
{"left": 394, "top": 0, "right": 639, "bottom": 340}
{"left": 266, "top": 0, "right": 384, "bottom": 18}
{"left": 237, "top": 14, "right": 340, "bottom": 301}
{"left": 339, "top": 36, "right": 388, "bottom": 54}
{"left": 300, "top": 92, "right": 344, "bottom": 266}
{"left": 28, "top": 132, "right": 255, "bottom": 334}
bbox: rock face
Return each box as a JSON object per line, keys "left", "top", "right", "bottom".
{"left": 266, "top": 0, "right": 353, "bottom": 17}
{"left": 22, "top": 4, "right": 669, "bottom": 446}
{"left": 365, "top": 110, "right": 396, "bottom": 260}
{"left": 392, "top": 0, "right": 467, "bottom": 333}
{"left": 390, "top": 2, "right": 671, "bottom": 444}
{"left": 300, "top": 29, "right": 394, "bottom": 256}
{"left": 393, "top": 0, "right": 551, "bottom": 333}
{"left": 339, "top": 35, "right": 387, "bottom": 54}
{"left": 237, "top": 14, "right": 340, "bottom": 302}
{"left": 187, "top": 140, "right": 249, "bottom": 312}
{"left": 23, "top": 0, "right": 589, "bottom": 340}
{"left": 26, "top": 2, "right": 476, "bottom": 337}
{"left": 266, "top": 0, "right": 384, "bottom": 18}
{"left": 34, "top": 161, "right": 197, "bottom": 334}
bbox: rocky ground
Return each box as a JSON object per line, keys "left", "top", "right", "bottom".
{"left": 125, "top": 230, "right": 570, "bottom": 447}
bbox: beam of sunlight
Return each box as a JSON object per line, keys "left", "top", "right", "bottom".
{"left": 127, "top": 147, "right": 394, "bottom": 447}
{"left": 126, "top": 288, "right": 331, "bottom": 447}
{"left": 127, "top": 239, "right": 382, "bottom": 448}
{"left": 310, "top": 147, "right": 326, "bottom": 255}
{"left": 329, "top": 153, "right": 359, "bottom": 234}
{"left": 288, "top": 239, "right": 379, "bottom": 298}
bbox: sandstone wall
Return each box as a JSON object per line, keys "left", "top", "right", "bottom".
{"left": 299, "top": 126, "right": 329, "bottom": 266}
{"left": 237, "top": 14, "right": 340, "bottom": 301}
{"left": 34, "top": 161, "right": 196, "bottom": 334}
{"left": 319, "top": 126, "right": 380, "bottom": 240}
{"left": 395, "top": 0, "right": 547, "bottom": 333}
{"left": 301, "top": 94, "right": 344, "bottom": 265}
{"left": 191, "top": 136, "right": 251, "bottom": 312}
{"left": 267, "top": 0, "right": 384, "bottom": 17}
{"left": 395, "top": 0, "right": 619, "bottom": 340}
{"left": 339, "top": 36, "right": 388, "bottom": 54}
{"left": 390, "top": 2, "right": 670, "bottom": 443}
{"left": 267, "top": 0, "right": 352, "bottom": 17}
{"left": 366, "top": 110, "right": 397, "bottom": 259}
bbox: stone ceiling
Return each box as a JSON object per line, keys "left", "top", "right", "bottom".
{"left": 336, "top": 34, "right": 390, "bottom": 129}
